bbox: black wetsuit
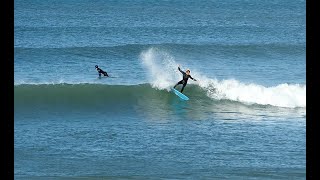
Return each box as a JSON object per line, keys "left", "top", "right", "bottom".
{"left": 174, "top": 67, "right": 195, "bottom": 93}
{"left": 96, "top": 67, "right": 109, "bottom": 77}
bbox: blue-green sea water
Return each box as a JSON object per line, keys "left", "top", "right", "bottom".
{"left": 14, "top": 0, "right": 306, "bottom": 179}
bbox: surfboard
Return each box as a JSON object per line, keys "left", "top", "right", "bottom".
{"left": 171, "top": 88, "right": 189, "bottom": 100}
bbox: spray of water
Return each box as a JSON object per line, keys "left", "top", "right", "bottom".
{"left": 140, "top": 47, "right": 181, "bottom": 90}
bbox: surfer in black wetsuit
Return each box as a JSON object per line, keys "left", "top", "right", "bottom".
{"left": 174, "top": 65, "right": 197, "bottom": 93}
{"left": 95, "top": 65, "right": 109, "bottom": 77}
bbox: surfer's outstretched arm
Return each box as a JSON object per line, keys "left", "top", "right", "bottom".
{"left": 189, "top": 75, "right": 197, "bottom": 81}
{"left": 178, "top": 66, "right": 185, "bottom": 74}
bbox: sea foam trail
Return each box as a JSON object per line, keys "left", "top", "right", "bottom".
{"left": 140, "top": 48, "right": 306, "bottom": 108}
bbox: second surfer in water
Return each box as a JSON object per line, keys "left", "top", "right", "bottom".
{"left": 95, "top": 65, "right": 109, "bottom": 78}
{"left": 174, "top": 65, "right": 197, "bottom": 93}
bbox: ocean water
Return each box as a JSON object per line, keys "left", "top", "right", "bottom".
{"left": 14, "top": 0, "right": 306, "bottom": 179}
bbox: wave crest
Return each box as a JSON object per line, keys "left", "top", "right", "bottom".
{"left": 139, "top": 48, "right": 305, "bottom": 108}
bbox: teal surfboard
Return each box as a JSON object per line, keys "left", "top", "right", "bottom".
{"left": 171, "top": 88, "right": 189, "bottom": 100}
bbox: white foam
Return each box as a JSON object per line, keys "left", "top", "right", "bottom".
{"left": 197, "top": 77, "right": 306, "bottom": 108}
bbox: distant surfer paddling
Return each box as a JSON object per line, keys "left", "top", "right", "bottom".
{"left": 173, "top": 65, "right": 197, "bottom": 93}
{"left": 95, "top": 65, "right": 109, "bottom": 78}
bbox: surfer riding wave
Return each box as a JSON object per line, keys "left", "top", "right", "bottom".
{"left": 173, "top": 65, "right": 197, "bottom": 93}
